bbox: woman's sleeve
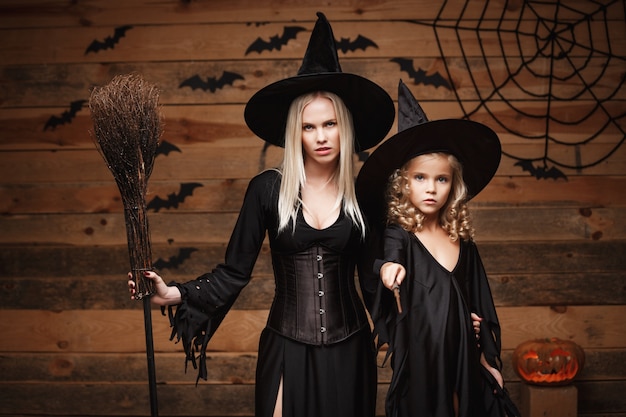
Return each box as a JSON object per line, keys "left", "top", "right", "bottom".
{"left": 164, "top": 172, "right": 274, "bottom": 383}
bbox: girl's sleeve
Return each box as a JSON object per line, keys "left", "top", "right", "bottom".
{"left": 468, "top": 242, "right": 521, "bottom": 417}
{"left": 361, "top": 223, "right": 408, "bottom": 350}
{"left": 164, "top": 172, "right": 274, "bottom": 383}
{"left": 468, "top": 241, "right": 502, "bottom": 370}
{"left": 375, "top": 223, "right": 408, "bottom": 273}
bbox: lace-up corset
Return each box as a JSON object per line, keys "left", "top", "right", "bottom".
{"left": 267, "top": 244, "right": 369, "bottom": 345}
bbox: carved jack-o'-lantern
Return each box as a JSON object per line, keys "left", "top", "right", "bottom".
{"left": 512, "top": 338, "right": 585, "bottom": 385}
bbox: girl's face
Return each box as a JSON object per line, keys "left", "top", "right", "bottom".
{"left": 405, "top": 153, "right": 452, "bottom": 216}
{"left": 301, "top": 96, "right": 340, "bottom": 166}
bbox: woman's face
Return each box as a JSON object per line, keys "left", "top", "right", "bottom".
{"left": 300, "top": 96, "right": 340, "bottom": 166}
{"left": 405, "top": 153, "right": 452, "bottom": 216}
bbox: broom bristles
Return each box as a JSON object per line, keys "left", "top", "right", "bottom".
{"left": 90, "top": 73, "right": 162, "bottom": 187}
{"left": 89, "top": 73, "right": 163, "bottom": 299}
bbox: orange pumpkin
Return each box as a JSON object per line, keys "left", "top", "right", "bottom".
{"left": 512, "top": 338, "right": 585, "bottom": 385}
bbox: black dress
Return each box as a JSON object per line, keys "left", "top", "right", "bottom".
{"left": 368, "top": 223, "right": 507, "bottom": 417}
{"left": 166, "top": 169, "right": 377, "bottom": 417}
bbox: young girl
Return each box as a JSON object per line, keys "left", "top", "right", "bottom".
{"left": 356, "top": 81, "right": 519, "bottom": 417}
{"left": 128, "top": 13, "right": 395, "bottom": 417}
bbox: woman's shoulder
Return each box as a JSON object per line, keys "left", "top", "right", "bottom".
{"left": 241, "top": 170, "right": 281, "bottom": 209}
{"left": 248, "top": 168, "right": 282, "bottom": 190}
{"left": 253, "top": 168, "right": 281, "bottom": 180}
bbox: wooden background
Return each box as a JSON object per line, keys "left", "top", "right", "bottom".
{"left": 0, "top": 0, "right": 624, "bottom": 416}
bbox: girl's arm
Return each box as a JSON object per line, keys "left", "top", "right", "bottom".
{"left": 379, "top": 261, "right": 406, "bottom": 290}
{"left": 473, "top": 312, "right": 503, "bottom": 388}
{"left": 480, "top": 352, "right": 504, "bottom": 388}
{"left": 375, "top": 223, "right": 409, "bottom": 289}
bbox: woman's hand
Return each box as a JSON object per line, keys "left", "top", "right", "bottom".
{"left": 379, "top": 262, "right": 406, "bottom": 290}
{"left": 127, "top": 270, "right": 182, "bottom": 305}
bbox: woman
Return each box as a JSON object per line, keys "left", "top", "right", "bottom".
{"left": 129, "top": 13, "right": 395, "bottom": 417}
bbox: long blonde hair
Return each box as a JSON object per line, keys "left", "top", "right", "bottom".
{"left": 386, "top": 152, "right": 474, "bottom": 241}
{"left": 276, "top": 91, "right": 366, "bottom": 238}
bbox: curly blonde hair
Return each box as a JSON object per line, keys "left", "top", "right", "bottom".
{"left": 386, "top": 152, "right": 474, "bottom": 242}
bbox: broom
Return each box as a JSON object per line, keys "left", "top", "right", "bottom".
{"left": 89, "top": 73, "right": 163, "bottom": 416}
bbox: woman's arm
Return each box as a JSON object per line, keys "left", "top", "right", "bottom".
{"left": 128, "top": 270, "right": 181, "bottom": 305}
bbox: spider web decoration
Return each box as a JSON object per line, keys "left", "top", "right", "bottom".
{"left": 412, "top": 0, "right": 625, "bottom": 180}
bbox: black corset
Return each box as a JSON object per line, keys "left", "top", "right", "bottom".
{"left": 267, "top": 245, "right": 369, "bottom": 345}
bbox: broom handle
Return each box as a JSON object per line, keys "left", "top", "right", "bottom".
{"left": 143, "top": 295, "right": 159, "bottom": 416}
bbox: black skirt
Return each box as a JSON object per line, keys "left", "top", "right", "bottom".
{"left": 255, "top": 326, "right": 377, "bottom": 417}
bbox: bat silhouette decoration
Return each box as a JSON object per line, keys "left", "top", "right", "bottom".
{"left": 514, "top": 160, "right": 568, "bottom": 180}
{"left": 153, "top": 247, "right": 198, "bottom": 270}
{"left": 245, "top": 26, "right": 306, "bottom": 55}
{"left": 335, "top": 35, "right": 378, "bottom": 53}
{"left": 179, "top": 71, "right": 244, "bottom": 92}
{"left": 391, "top": 58, "right": 452, "bottom": 90}
{"left": 147, "top": 182, "right": 203, "bottom": 212}
{"left": 85, "top": 25, "right": 133, "bottom": 54}
{"left": 156, "top": 140, "right": 181, "bottom": 157}
{"left": 44, "top": 99, "right": 87, "bottom": 131}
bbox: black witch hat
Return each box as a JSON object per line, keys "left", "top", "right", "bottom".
{"left": 356, "top": 80, "right": 501, "bottom": 225}
{"left": 244, "top": 12, "right": 395, "bottom": 152}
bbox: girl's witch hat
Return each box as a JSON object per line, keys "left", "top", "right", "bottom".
{"left": 356, "top": 80, "right": 501, "bottom": 224}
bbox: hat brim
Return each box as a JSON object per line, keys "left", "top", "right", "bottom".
{"left": 244, "top": 72, "right": 395, "bottom": 152}
{"left": 356, "top": 119, "right": 501, "bottom": 225}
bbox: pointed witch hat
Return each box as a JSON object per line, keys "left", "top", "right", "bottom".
{"left": 244, "top": 12, "right": 395, "bottom": 152}
{"left": 356, "top": 79, "right": 501, "bottom": 226}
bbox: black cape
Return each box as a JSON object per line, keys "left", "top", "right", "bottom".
{"left": 365, "top": 223, "right": 519, "bottom": 417}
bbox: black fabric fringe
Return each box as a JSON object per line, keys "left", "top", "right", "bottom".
{"left": 161, "top": 281, "right": 229, "bottom": 385}
{"left": 481, "top": 366, "right": 522, "bottom": 417}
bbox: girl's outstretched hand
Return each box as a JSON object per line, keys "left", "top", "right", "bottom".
{"left": 379, "top": 261, "right": 406, "bottom": 290}
{"left": 127, "top": 270, "right": 182, "bottom": 305}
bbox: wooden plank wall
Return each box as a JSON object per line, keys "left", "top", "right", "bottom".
{"left": 0, "top": 1, "right": 625, "bottom": 416}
